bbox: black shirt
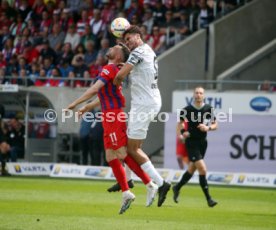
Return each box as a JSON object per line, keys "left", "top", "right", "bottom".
{"left": 179, "top": 103, "right": 215, "bottom": 139}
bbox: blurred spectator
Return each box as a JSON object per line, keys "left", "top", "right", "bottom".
{"left": 125, "top": 0, "right": 143, "bottom": 22}
{"left": 258, "top": 80, "right": 276, "bottom": 92}
{"left": 140, "top": 25, "right": 152, "bottom": 45}
{"left": 29, "top": 62, "right": 40, "bottom": 83}
{"left": 5, "top": 54, "right": 18, "bottom": 77}
{"left": 46, "top": 67, "right": 63, "bottom": 87}
{"left": 18, "top": 68, "right": 33, "bottom": 86}
{"left": 60, "top": 8, "right": 74, "bottom": 32}
{"left": 74, "top": 43, "right": 86, "bottom": 56}
{"left": 130, "top": 14, "right": 141, "bottom": 26}
{"left": 58, "top": 57, "right": 73, "bottom": 78}
{"left": 171, "top": 0, "right": 186, "bottom": 21}
{"left": 20, "top": 40, "right": 40, "bottom": 64}
{"left": 0, "top": 53, "right": 7, "bottom": 68}
{"left": 89, "top": 9, "right": 106, "bottom": 49}
{"left": 0, "top": 12, "right": 12, "bottom": 30}
{"left": 98, "top": 38, "right": 110, "bottom": 57}
{"left": 76, "top": 9, "right": 90, "bottom": 36}
{"left": 39, "top": 10, "right": 52, "bottom": 33}
{"left": 67, "top": 0, "right": 81, "bottom": 13}
{"left": 17, "top": 0, "right": 32, "bottom": 20}
{"left": 9, "top": 14, "right": 27, "bottom": 37}
{"left": 64, "top": 24, "right": 80, "bottom": 51}
{"left": 2, "top": 37, "right": 17, "bottom": 62}
{"left": 1, "top": 1, "right": 17, "bottom": 20}
{"left": 42, "top": 56, "right": 54, "bottom": 76}
{"left": 58, "top": 42, "right": 74, "bottom": 64}
{"left": 142, "top": 9, "right": 155, "bottom": 34}
{"left": 152, "top": 0, "right": 167, "bottom": 24}
{"left": 0, "top": 104, "right": 11, "bottom": 176}
{"left": 89, "top": 53, "right": 106, "bottom": 79}
{"left": 39, "top": 38, "right": 57, "bottom": 64}
{"left": 48, "top": 23, "right": 65, "bottom": 53}
{"left": 34, "top": 68, "right": 47, "bottom": 86}
{"left": 0, "top": 25, "right": 11, "bottom": 50}
{"left": 175, "top": 10, "right": 190, "bottom": 40}
{"left": 84, "top": 40, "right": 98, "bottom": 67}
{"left": 88, "top": 108, "right": 104, "bottom": 166}
{"left": 31, "top": 0, "right": 47, "bottom": 25}
{"left": 71, "top": 54, "right": 89, "bottom": 80}
{"left": 80, "top": 24, "right": 97, "bottom": 47}
{"left": 159, "top": 10, "right": 178, "bottom": 47}
{"left": 0, "top": 67, "right": 8, "bottom": 84}
{"left": 198, "top": 0, "right": 214, "bottom": 29}
{"left": 101, "top": 0, "right": 114, "bottom": 24}
{"left": 148, "top": 26, "right": 166, "bottom": 55}
{"left": 113, "top": 0, "right": 125, "bottom": 18}
{"left": 6, "top": 117, "right": 25, "bottom": 162}
{"left": 79, "top": 110, "right": 92, "bottom": 165}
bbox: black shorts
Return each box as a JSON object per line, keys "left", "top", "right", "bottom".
{"left": 186, "top": 138, "right": 207, "bottom": 162}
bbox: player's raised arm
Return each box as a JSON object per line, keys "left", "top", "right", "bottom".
{"left": 77, "top": 97, "right": 101, "bottom": 118}
{"left": 65, "top": 80, "right": 105, "bottom": 111}
{"left": 113, "top": 62, "right": 133, "bottom": 86}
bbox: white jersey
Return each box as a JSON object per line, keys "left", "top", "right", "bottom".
{"left": 126, "top": 43, "right": 161, "bottom": 106}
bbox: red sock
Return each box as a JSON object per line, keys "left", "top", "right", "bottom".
{"left": 108, "top": 159, "right": 129, "bottom": 192}
{"left": 124, "top": 155, "right": 151, "bottom": 185}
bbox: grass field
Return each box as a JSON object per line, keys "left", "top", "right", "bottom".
{"left": 0, "top": 177, "right": 275, "bottom": 230}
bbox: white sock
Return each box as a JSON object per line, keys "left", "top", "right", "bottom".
{"left": 141, "top": 161, "right": 163, "bottom": 187}
{"left": 125, "top": 164, "right": 132, "bottom": 181}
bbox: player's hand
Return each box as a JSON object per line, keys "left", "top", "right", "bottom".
{"left": 0, "top": 142, "right": 10, "bottom": 154}
{"left": 117, "top": 63, "right": 125, "bottom": 69}
{"left": 182, "top": 131, "right": 190, "bottom": 138}
{"left": 77, "top": 105, "right": 89, "bottom": 118}
{"left": 113, "top": 77, "right": 122, "bottom": 87}
{"left": 197, "top": 124, "right": 208, "bottom": 132}
{"left": 65, "top": 102, "right": 77, "bottom": 111}
{"left": 63, "top": 103, "right": 77, "bottom": 116}
{"left": 178, "top": 134, "right": 186, "bottom": 143}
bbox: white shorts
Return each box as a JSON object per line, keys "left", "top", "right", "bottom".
{"left": 127, "top": 103, "right": 161, "bottom": 140}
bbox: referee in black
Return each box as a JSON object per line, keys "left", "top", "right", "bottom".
{"left": 173, "top": 86, "right": 218, "bottom": 207}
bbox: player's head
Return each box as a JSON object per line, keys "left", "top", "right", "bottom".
{"left": 122, "top": 25, "right": 143, "bottom": 51}
{"left": 106, "top": 44, "right": 130, "bottom": 63}
{"left": 193, "top": 86, "right": 205, "bottom": 104}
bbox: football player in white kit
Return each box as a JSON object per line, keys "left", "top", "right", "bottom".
{"left": 114, "top": 26, "right": 171, "bottom": 207}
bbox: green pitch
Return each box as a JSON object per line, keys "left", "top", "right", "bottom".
{"left": 0, "top": 177, "right": 275, "bottom": 230}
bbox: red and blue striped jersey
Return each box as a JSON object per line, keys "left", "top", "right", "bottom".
{"left": 97, "top": 64, "right": 125, "bottom": 111}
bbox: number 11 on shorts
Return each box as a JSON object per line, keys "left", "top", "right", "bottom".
{"left": 109, "top": 132, "right": 118, "bottom": 145}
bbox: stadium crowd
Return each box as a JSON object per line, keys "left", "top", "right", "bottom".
{"left": 0, "top": 0, "right": 240, "bottom": 88}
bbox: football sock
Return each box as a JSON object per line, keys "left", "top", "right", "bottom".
{"left": 108, "top": 159, "right": 128, "bottom": 192}
{"left": 199, "top": 175, "right": 211, "bottom": 200}
{"left": 124, "top": 155, "right": 151, "bottom": 185}
{"left": 125, "top": 164, "right": 132, "bottom": 181}
{"left": 141, "top": 161, "right": 163, "bottom": 187}
{"left": 175, "top": 171, "right": 193, "bottom": 190}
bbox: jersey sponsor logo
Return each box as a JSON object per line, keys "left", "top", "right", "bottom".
{"left": 250, "top": 97, "right": 272, "bottom": 112}
{"left": 102, "top": 68, "right": 110, "bottom": 75}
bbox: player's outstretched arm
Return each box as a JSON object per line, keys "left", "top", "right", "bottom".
{"left": 65, "top": 81, "right": 105, "bottom": 111}
{"left": 113, "top": 63, "right": 133, "bottom": 86}
{"left": 78, "top": 97, "right": 100, "bottom": 118}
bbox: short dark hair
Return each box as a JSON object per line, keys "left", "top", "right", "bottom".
{"left": 118, "top": 43, "right": 130, "bottom": 62}
{"left": 122, "top": 25, "right": 142, "bottom": 40}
